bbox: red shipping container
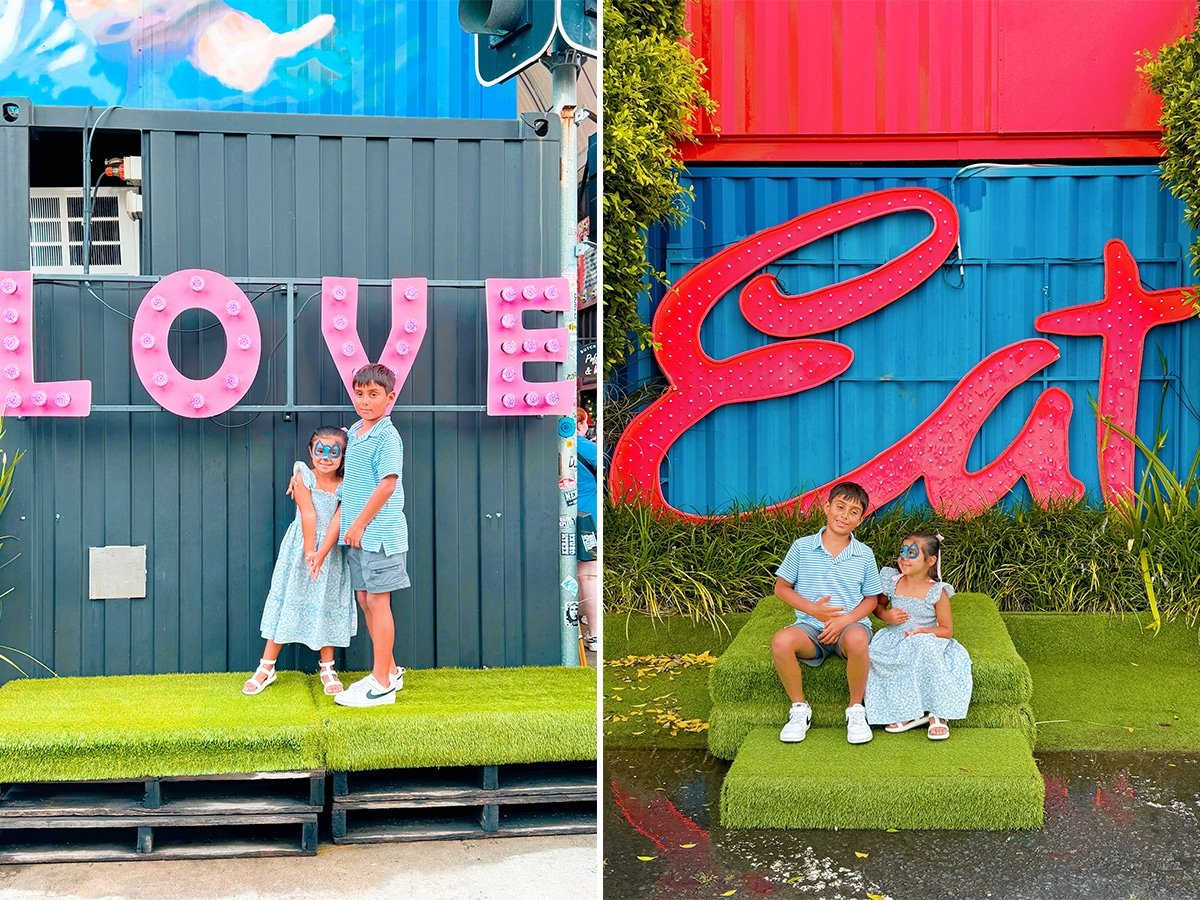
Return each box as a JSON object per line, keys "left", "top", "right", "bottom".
{"left": 684, "top": 0, "right": 1194, "bottom": 162}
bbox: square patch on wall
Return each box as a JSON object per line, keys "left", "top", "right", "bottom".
{"left": 89, "top": 546, "right": 147, "bottom": 600}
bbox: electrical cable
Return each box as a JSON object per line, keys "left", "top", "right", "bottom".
{"left": 208, "top": 290, "right": 321, "bottom": 429}
{"left": 44, "top": 281, "right": 285, "bottom": 331}
{"left": 81, "top": 105, "right": 119, "bottom": 276}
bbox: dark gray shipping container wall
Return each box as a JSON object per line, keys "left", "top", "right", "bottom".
{"left": 0, "top": 104, "right": 565, "bottom": 678}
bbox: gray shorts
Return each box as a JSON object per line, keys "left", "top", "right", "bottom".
{"left": 790, "top": 620, "right": 871, "bottom": 668}
{"left": 346, "top": 547, "right": 410, "bottom": 593}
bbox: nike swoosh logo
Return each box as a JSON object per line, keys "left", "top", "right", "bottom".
{"left": 366, "top": 688, "right": 395, "bottom": 700}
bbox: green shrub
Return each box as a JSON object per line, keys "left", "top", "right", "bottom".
{"left": 602, "top": 0, "right": 716, "bottom": 377}
{"left": 1141, "top": 11, "right": 1200, "bottom": 283}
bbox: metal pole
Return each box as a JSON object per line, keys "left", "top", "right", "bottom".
{"left": 550, "top": 51, "right": 581, "bottom": 666}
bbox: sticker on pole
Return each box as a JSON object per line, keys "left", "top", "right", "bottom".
{"left": 565, "top": 601, "right": 579, "bottom": 627}
{"left": 558, "top": 477, "right": 576, "bottom": 490}
{"left": 560, "top": 533, "right": 576, "bottom": 556}
{"left": 558, "top": 416, "right": 575, "bottom": 438}
{"left": 561, "top": 576, "right": 579, "bottom": 595}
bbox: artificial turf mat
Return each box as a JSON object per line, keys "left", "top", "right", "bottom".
{"left": 315, "top": 666, "right": 597, "bottom": 770}
{"left": 707, "top": 700, "right": 1035, "bottom": 760}
{"left": 1004, "top": 613, "right": 1200, "bottom": 752}
{"left": 711, "top": 594, "right": 1032, "bottom": 707}
{"left": 603, "top": 652, "right": 715, "bottom": 750}
{"left": 720, "top": 726, "right": 1044, "bottom": 831}
{"left": 0, "top": 672, "right": 324, "bottom": 781}
{"left": 603, "top": 612, "right": 750, "bottom": 657}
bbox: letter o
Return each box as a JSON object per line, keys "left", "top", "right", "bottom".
{"left": 131, "top": 269, "right": 260, "bottom": 417}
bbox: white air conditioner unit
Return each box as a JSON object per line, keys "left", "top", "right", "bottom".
{"left": 29, "top": 187, "right": 141, "bottom": 275}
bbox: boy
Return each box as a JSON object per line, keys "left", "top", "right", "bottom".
{"left": 771, "top": 481, "right": 883, "bottom": 744}
{"left": 331, "top": 363, "right": 410, "bottom": 708}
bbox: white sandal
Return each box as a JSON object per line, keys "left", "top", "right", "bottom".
{"left": 928, "top": 716, "right": 950, "bottom": 740}
{"left": 243, "top": 659, "right": 277, "bottom": 695}
{"left": 884, "top": 715, "right": 930, "bottom": 733}
{"left": 319, "top": 660, "right": 343, "bottom": 695}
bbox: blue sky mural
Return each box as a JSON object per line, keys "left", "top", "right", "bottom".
{"left": 0, "top": 0, "right": 515, "bottom": 118}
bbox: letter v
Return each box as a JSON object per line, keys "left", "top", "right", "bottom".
{"left": 321, "top": 277, "right": 428, "bottom": 413}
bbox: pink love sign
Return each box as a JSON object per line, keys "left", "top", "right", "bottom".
{"left": 0, "top": 269, "right": 566, "bottom": 419}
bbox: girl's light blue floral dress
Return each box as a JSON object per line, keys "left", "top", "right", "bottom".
{"left": 865, "top": 566, "right": 973, "bottom": 724}
{"left": 259, "top": 462, "right": 356, "bottom": 650}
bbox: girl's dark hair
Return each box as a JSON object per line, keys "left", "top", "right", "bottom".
{"left": 906, "top": 531, "right": 942, "bottom": 580}
{"left": 309, "top": 426, "right": 347, "bottom": 477}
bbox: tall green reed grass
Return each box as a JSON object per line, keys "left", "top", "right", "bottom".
{"left": 604, "top": 493, "right": 1200, "bottom": 630}
{"left": 0, "top": 422, "right": 50, "bottom": 678}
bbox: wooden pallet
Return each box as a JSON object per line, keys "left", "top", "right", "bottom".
{"left": 0, "top": 771, "right": 323, "bottom": 863}
{"left": 331, "top": 760, "right": 596, "bottom": 843}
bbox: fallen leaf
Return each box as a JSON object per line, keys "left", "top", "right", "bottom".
{"left": 785, "top": 876, "right": 804, "bottom": 884}
{"left": 1168, "top": 763, "right": 1177, "bottom": 767}
{"left": 855, "top": 851, "right": 869, "bottom": 858}
{"left": 721, "top": 892, "right": 737, "bottom": 897}
{"left": 886, "top": 828, "right": 898, "bottom": 833}
{"left": 637, "top": 855, "right": 656, "bottom": 862}
{"left": 1126, "top": 727, "right": 1135, "bottom": 733}
{"left": 1130, "top": 662, "right": 1141, "bottom": 667}
{"left": 868, "top": 894, "right": 886, "bottom": 900}
{"left": 958, "top": 766, "right": 972, "bottom": 774}
{"left": 680, "top": 842, "right": 697, "bottom": 849}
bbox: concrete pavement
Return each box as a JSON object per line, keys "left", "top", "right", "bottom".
{"left": 0, "top": 834, "right": 597, "bottom": 900}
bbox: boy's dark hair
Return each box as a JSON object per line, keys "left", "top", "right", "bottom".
{"left": 828, "top": 481, "right": 869, "bottom": 513}
{"left": 353, "top": 363, "right": 396, "bottom": 394}
{"left": 309, "top": 425, "right": 347, "bottom": 477}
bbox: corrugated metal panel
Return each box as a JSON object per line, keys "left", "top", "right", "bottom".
{"left": 624, "top": 164, "right": 1198, "bottom": 515}
{"left": 0, "top": 105, "right": 561, "bottom": 678}
{"left": 0, "top": 1, "right": 513, "bottom": 119}
{"left": 683, "top": 0, "right": 1192, "bottom": 161}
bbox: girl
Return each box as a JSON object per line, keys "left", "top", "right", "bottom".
{"left": 865, "top": 533, "right": 972, "bottom": 739}
{"left": 243, "top": 427, "right": 356, "bottom": 695}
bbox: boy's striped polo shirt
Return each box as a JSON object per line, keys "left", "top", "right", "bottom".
{"left": 338, "top": 417, "right": 408, "bottom": 554}
{"left": 776, "top": 528, "right": 883, "bottom": 631}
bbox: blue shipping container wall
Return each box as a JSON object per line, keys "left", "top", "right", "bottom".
{"left": 0, "top": 105, "right": 560, "bottom": 680}
{"left": 0, "top": 1, "right": 514, "bottom": 119}
{"left": 624, "top": 165, "right": 1199, "bottom": 515}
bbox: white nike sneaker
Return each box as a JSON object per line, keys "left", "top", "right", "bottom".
{"left": 846, "top": 704, "right": 873, "bottom": 744}
{"left": 334, "top": 673, "right": 396, "bottom": 708}
{"left": 780, "top": 702, "right": 812, "bottom": 742}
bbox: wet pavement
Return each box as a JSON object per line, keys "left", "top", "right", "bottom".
{"left": 604, "top": 749, "right": 1200, "bottom": 900}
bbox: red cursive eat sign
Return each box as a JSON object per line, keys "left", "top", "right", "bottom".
{"left": 609, "top": 188, "right": 1195, "bottom": 520}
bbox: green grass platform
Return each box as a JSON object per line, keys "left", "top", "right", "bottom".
{"left": 0, "top": 666, "right": 597, "bottom": 783}
{"left": 711, "top": 594, "right": 1032, "bottom": 706}
{"left": 316, "top": 667, "right": 597, "bottom": 771}
{"left": 0, "top": 672, "right": 324, "bottom": 782}
{"left": 1004, "top": 613, "right": 1200, "bottom": 751}
{"left": 707, "top": 594, "right": 1033, "bottom": 760}
{"left": 720, "top": 726, "right": 1044, "bottom": 831}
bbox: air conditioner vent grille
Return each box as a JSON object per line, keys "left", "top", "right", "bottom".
{"left": 28, "top": 188, "right": 141, "bottom": 276}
